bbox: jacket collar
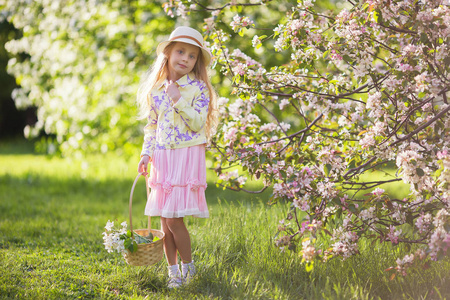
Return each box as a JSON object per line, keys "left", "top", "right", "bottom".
{"left": 158, "top": 72, "right": 196, "bottom": 89}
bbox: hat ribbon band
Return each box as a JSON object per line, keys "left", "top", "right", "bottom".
{"left": 170, "top": 35, "right": 203, "bottom": 48}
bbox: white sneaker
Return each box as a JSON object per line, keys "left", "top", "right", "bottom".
{"left": 181, "top": 261, "right": 196, "bottom": 284}
{"left": 167, "top": 264, "right": 183, "bottom": 289}
{"left": 167, "top": 275, "right": 183, "bottom": 289}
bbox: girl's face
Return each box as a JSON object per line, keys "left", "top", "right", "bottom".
{"left": 167, "top": 42, "right": 200, "bottom": 81}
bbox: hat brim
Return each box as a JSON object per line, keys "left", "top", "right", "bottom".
{"left": 156, "top": 39, "right": 212, "bottom": 66}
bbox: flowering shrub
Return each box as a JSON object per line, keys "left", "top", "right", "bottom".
{"left": 164, "top": 0, "right": 450, "bottom": 277}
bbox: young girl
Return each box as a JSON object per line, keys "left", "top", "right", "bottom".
{"left": 136, "top": 26, "right": 217, "bottom": 289}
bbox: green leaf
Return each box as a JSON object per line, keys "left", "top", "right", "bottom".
{"left": 324, "top": 164, "right": 332, "bottom": 176}
{"left": 305, "top": 261, "right": 314, "bottom": 272}
{"left": 342, "top": 55, "right": 352, "bottom": 63}
{"left": 406, "top": 213, "right": 414, "bottom": 226}
{"left": 348, "top": 204, "right": 358, "bottom": 213}
{"left": 420, "top": 33, "right": 429, "bottom": 44}
{"left": 373, "top": 10, "right": 380, "bottom": 23}
{"left": 234, "top": 74, "right": 241, "bottom": 84}
{"left": 260, "top": 155, "right": 266, "bottom": 164}
{"left": 348, "top": 159, "right": 356, "bottom": 170}
{"left": 416, "top": 168, "right": 425, "bottom": 177}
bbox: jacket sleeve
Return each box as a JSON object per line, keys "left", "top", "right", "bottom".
{"left": 172, "top": 84, "right": 210, "bottom": 133}
{"left": 140, "top": 102, "right": 158, "bottom": 158}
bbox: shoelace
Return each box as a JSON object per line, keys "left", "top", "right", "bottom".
{"left": 168, "top": 276, "right": 183, "bottom": 289}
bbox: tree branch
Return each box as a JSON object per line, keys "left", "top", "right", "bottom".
{"left": 344, "top": 157, "right": 377, "bottom": 179}
{"left": 389, "top": 104, "right": 450, "bottom": 147}
{"left": 216, "top": 183, "right": 268, "bottom": 194}
{"left": 257, "top": 113, "right": 324, "bottom": 145}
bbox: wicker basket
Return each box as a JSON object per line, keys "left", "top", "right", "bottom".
{"left": 123, "top": 173, "right": 165, "bottom": 266}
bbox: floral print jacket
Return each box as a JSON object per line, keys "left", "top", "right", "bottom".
{"left": 140, "top": 73, "right": 210, "bottom": 159}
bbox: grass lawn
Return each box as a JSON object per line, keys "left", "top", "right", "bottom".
{"left": 0, "top": 139, "right": 448, "bottom": 299}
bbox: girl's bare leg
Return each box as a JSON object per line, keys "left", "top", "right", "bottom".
{"left": 164, "top": 217, "right": 192, "bottom": 263}
{"left": 160, "top": 217, "right": 178, "bottom": 265}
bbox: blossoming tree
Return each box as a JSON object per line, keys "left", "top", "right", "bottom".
{"left": 164, "top": 0, "right": 449, "bottom": 276}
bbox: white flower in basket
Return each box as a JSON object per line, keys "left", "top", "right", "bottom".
{"left": 102, "top": 220, "right": 159, "bottom": 254}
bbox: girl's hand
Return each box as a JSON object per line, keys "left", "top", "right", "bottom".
{"left": 138, "top": 155, "right": 150, "bottom": 175}
{"left": 165, "top": 80, "right": 181, "bottom": 103}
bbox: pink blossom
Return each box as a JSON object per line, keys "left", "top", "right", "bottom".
{"left": 294, "top": 198, "right": 310, "bottom": 211}
{"left": 398, "top": 63, "right": 414, "bottom": 72}
{"left": 224, "top": 127, "right": 238, "bottom": 143}
{"left": 240, "top": 136, "right": 249, "bottom": 144}
{"left": 395, "top": 254, "right": 415, "bottom": 276}
{"left": 302, "top": 167, "right": 312, "bottom": 176}
{"left": 372, "top": 188, "right": 385, "bottom": 197}
{"left": 387, "top": 225, "right": 402, "bottom": 245}
{"left": 252, "top": 35, "right": 262, "bottom": 48}
{"left": 280, "top": 122, "right": 291, "bottom": 132}
{"left": 279, "top": 99, "right": 290, "bottom": 110}
{"left": 437, "top": 150, "right": 448, "bottom": 160}
{"left": 415, "top": 213, "right": 432, "bottom": 234}
{"left": 301, "top": 239, "right": 317, "bottom": 262}
{"left": 260, "top": 123, "right": 278, "bottom": 132}
{"left": 331, "top": 227, "right": 359, "bottom": 259}
{"left": 237, "top": 176, "right": 247, "bottom": 185}
{"left": 359, "top": 207, "right": 376, "bottom": 220}
{"left": 359, "top": 132, "right": 376, "bottom": 149}
{"left": 273, "top": 183, "right": 287, "bottom": 198}
{"left": 336, "top": 9, "right": 350, "bottom": 22}
{"left": 429, "top": 228, "right": 449, "bottom": 260}
{"left": 232, "top": 62, "right": 246, "bottom": 76}
{"left": 230, "top": 15, "right": 254, "bottom": 32}
{"left": 253, "top": 144, "right": 263, "bottom": 155}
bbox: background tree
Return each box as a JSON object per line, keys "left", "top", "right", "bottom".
{"left": 0, "top": 19, "right": 34, "bottom": 138}
{"left": 165, "top": 0, "right": 449, "bottom": 276}
{"left": 2, "top": 0, "right": 174, "bottom": 157}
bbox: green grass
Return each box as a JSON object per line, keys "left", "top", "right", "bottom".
{"left": 0, "top": 139, "right": 448, "bottom": 299}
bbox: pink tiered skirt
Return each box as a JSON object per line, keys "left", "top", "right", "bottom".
{"left": 145, "top": 144, "right": 209, "bottom": 218}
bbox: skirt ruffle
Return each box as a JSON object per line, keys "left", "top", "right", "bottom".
{"left": 145, "top": 144, "right": 209, "bottom": 218}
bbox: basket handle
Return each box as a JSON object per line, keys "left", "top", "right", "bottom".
{"left": 146, "top": 175, "right": 151, "bottom": 231}
{"left": 128, "top": 172, "right": 152, "bottom": 237}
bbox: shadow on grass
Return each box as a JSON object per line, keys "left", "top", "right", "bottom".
{"left": 0, "top": 137, "right": 39, "bottom": 155}
{"left": 0, "top": 172, "right": 269, "bottom": 249}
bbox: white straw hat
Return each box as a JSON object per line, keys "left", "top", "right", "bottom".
{"left": 156, "top": 26, "right": 212, "bottom": 65}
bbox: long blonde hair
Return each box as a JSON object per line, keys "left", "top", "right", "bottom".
{"left": 137, "top": 42, "right": 218, "bottom": 140}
